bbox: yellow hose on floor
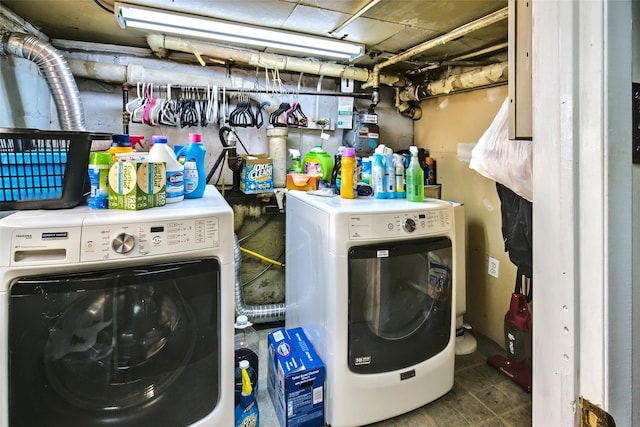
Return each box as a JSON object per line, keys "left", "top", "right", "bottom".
{"left": 240, "top": 246, "right": 285, "bottom": 268}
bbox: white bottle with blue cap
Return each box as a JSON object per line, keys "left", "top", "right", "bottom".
{"left": 148, "top": 135, "right": 184, "bottom": 203}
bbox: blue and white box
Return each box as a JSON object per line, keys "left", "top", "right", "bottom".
{"left": 267, "top": 327, "right": 325, "bottom": 427}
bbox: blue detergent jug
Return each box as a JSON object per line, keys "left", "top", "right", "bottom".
{"left": 176, "top": 133, "right": 207, "bottom": 198}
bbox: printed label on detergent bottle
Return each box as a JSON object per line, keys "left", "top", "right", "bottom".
{"left": 183, "top": 161, "right": 199, "bottom": 193}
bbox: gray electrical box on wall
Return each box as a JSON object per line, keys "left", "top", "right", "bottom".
{"left": 508, "top": 0, "right": 533, "bottom": 140}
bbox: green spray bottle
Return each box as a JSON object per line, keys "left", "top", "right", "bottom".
{"left": 406, "top": 145, "right": 424, "bottom": 202}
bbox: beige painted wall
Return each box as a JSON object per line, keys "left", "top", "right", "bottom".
{"left": 415, "top": 85, "right": 519, "bottom": 348}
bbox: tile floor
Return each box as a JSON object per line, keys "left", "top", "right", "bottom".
{"left": 253, "top": 323, "right": 531, "bottom": 427}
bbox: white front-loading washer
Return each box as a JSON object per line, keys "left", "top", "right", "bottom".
{"left": 0, "top": 186, "right": 234, "bottom": 427}
{"left": 285, "top": 190, "right": 466, "bottom": 427}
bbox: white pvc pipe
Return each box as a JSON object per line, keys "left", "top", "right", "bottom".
{"left": 66, "top": 59, "right": 231, "bottom": 87}
{"left": 397, "top": 61, "right": 508, "bottom": 101}
{"left": 370, "top": 7, "right": 509, "bottom": 91}
{"left": 146, "top": 34, "right": 404, "bottom": 87}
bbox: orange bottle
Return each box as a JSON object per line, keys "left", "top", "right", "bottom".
{"left": 340, "top": 147, "right": 357, "bottom": 199}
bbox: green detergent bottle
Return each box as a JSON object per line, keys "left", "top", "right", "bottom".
{"left": 303, "top": 146, "right": 334, "bottom": 182}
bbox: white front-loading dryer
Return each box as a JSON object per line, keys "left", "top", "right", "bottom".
{"left": 285, "top": 190, "right": 466, "bottom": 427}
{"left": 0, "top": 186, "right": 234, "bottom": 427}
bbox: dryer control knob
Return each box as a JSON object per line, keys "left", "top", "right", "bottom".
{"left": 402, "top": 218, "right": 416, "bottom": 233}
{"left": 112, "top": 232, "right": 136, "bottom": 254}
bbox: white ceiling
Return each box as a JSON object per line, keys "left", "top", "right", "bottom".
{"left": 1, "top": 0, "right": 508, "bottom": 77}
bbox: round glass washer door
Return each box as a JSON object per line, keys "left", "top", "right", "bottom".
{"left": 44, "top": 283, "right": 196, "bottom": 410}
{"left": 363, "top": 253, "right": 436, "bottom": 340}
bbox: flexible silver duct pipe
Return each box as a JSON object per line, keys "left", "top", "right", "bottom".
{"left": 0, "top": 32, "right": 86, "bottom": 131}
{"left": 233, "top": 233, "right": 285, "bottom": 324}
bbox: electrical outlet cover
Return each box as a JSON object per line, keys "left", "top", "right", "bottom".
{"left": 488, "top": 257, "right": 499, "bottom": 278}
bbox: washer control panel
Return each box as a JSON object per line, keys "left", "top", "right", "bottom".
{"left": 8, "top": 216, "right": 219, "bottom": 266}
{"left": 348, "top": 208, "right": 451, "bottom": 239}
{"left": 80, "top": 217, "right": 220, "bottom": 262}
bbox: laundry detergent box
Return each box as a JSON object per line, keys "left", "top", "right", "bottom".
{"left": 267, "top": 327, "right": 325, "bottom": 427}
{"left": 240, "top": 153, "right": 274, "bottom": 194}
{"left": 285, "top": 173, "right": 319, "bottom": 191}
{"left": 108, "top": 161, "right": 166, "bottom": 210}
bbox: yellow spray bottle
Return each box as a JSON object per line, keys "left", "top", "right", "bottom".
{"left": 235, "top": 364, "right": 259, "bottom": 427}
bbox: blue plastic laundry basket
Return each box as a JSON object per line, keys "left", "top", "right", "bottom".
{"left": 0, "top": 128, "right": 111, "bottom": 210}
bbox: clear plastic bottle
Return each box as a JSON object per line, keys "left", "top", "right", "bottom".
{"left": 394, "top": 153, "right": 406, "bottom": 199}
{"left": 340, "top": 147, "right": 357, "bottom": 199}
{"left": 234, "top": 315, "right": 259, "bottom": 397}
{"left": 148, "top": 135, "right": 184, "bottom": 203}
{"left": 406, "top": 146, "right": 424, "bottom": 202}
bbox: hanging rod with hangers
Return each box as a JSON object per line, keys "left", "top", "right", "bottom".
{"left": 120, "top": 82, "right": 364, "bottom": 133}
{"left": 121, "top": 83, "right": 372, "bottom": 99}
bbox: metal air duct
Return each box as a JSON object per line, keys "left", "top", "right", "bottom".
{"left": 0, "top": 32, "right": 86, "bottom": 131}
{"left": 233, "top": 233, "right": 285, "bottom": 324}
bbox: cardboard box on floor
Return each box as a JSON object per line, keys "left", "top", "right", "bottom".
{"left": 267, "top": 327, "right": 325, "bottom": 427}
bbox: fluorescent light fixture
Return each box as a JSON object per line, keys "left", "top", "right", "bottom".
{"left": 115, "top": 2, "right": 364, "bottom": 61}
{"left": 329, "top": 0, "right": 382, "bottom": 35}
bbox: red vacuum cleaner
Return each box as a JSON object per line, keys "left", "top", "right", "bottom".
{"left": 489, "top": 183, "right": 533, "bottom": 392}
{"left": 487, "top": 279, "right": 532, "bottom": 392}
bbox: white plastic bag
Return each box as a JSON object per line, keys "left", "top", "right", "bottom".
{"left": 469, "top": 98, "right": 532, "bottom": 201}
